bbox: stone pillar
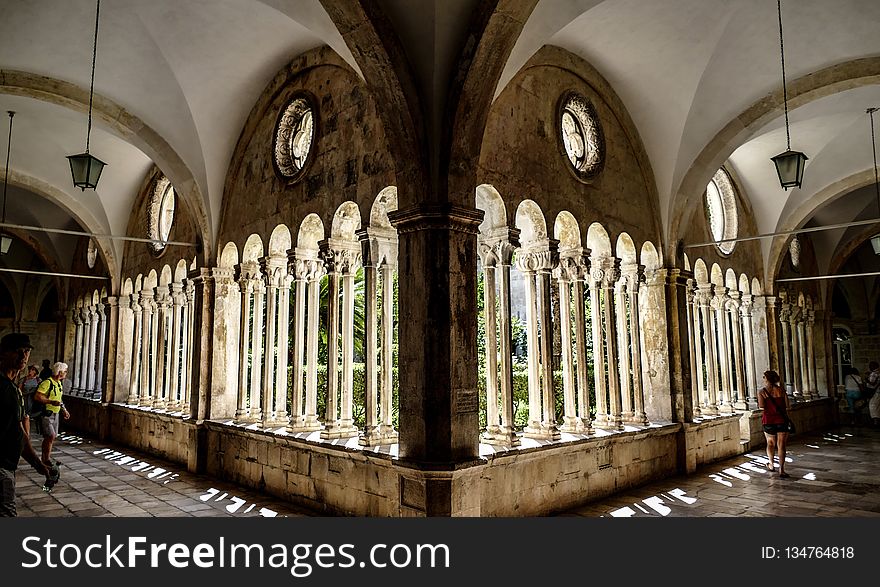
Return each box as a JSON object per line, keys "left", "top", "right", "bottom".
{"left": 128, "top": 294, "right": 142, "bottom": 404}
{"left": 358, "top": 227, "right": 399, "bottom": 446}
{"left": 85, "top": 306, "right": 97, "bottom": 396}
{"left": 765, "top": 295, "right": 780, "bottom": 373}
{"left": 95, "top": 302, "right": 108, "bottom": 400}
{"left": 275, "top": 270, "right": 292, "bottom": 423}
{"left": 686, "top": 279, "right": 701, "bottom": 417}
{"left": 588, "top": 258, "right": 609, "bottom": 426}
{"left": 740, "top": 294, "right": 759, "bottom": 410}
{"left": 100, "top": 297, "right": 116, "bottom": 403}
{"left": 572, "top": 254, "right": 592, "bottom": 432}
{"left": 72, "top": 310, "right": 83, "bottom": 392}
{"left": 138, "top": 290, "right": 155, "bottom": 405}
{"left": 640, "top": 267, "right": 673, "bottom": 423}
{"left": 778, "top": 295, "right": 795, "bottom": 398}
{"left": 697, "top": 285, "right": 718, "bottom": 414}
{"left": 601, "top": 260, "right": 623, "bottom": 429}
{"left": 625, "top": 266, "right": 647, "bottom": 425}
{"left": 288, "top": 249, "right": 317, "bottom": 432}
{"left": 752, "top": 295, "right": 771, "bottom": 383}
{"left": 153, "top": 288, "right": 171, "bottom": 409}
{"left": 516, "top": 240, "right": 560, "bottom": 440}
{"left": 236, "top": 271, "right": 254, "bottom": 421}
{"left": 208, "top": 267, "right": 239, "bottom": 420}
{"left": 250, "top": 278, "right": 265, "bottom": 421}
{"left": 303, "top": 261, "right": 324, "bottom": 431}
{"left": 806, "top": 310, "right": 818, "bottom": 399}
{"left": 478, "top": 228, "right": 520, "bottom": 445}
{"left": 184, "top": 279, "right": 196, "bottom": 414}
{"left": 666, "top": 269, "right": 695, "bottom": 424}
{"left": 261, "top": 256, "right": 287, "bottom": 426}
{"left": 728, "top": 291, "right": 747, "bottom": 410}
{"left": 169, "top": 283, "right": 184, "bottom": 410}
{"left": 387, "top": 204, "right": 484, "bottom": 468}
{"left": 319, "top": 240, "right": 360, "bottom": 439}
{"left": 796, "top": 312, "right": 808, "bottom": 400}
{"left": 114, "top": 294, "right": 132, "bottom": 404}
{"left": 615, "top": 274, "right": 633, "bottom": 423}
{"left": 555, "top": 251, "right": 587, "bottom": 432}
{"left": 712, "top": 287, "right": 733, "bottom": 413}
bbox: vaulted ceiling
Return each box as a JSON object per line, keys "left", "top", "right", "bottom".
{"left": 3, "top": 0, "right": 880, "bottom": 297}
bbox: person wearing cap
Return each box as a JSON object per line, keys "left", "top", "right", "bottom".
{"left": 33, "top": 362, "right": 70, "bottom": 469}
{"left": 0, "top": 332, "right": 59, "bottom": 517}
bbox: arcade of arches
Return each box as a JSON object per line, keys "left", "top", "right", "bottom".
{"left": 5, "top": 0, "right": 879, "bottom": 516}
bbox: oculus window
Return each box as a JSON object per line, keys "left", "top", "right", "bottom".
{"left": 558, "top": 92, "right": 604, "bottom": 181}
{"left": 148, "top": 175, "right": 176, "bottom": 254}
{"left": 275, "top": 95, "right": 316, "bottom": 180}
{"left": 704, "top": 168, "right": 738, "bottom": 255}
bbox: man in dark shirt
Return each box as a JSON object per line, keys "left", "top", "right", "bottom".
{"left": 38, "top": 358, "right": 52, "bottom": 381}
{"left": 0, "top": 333, "right": 58, "bottom": 517}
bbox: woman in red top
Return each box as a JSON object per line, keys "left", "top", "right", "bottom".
{"left": 758, "top": 370, "right": 791, "bottom": 478}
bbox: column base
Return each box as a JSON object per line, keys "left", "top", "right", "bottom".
{"left": 733, "top": 400, "right": 749, "bottom": 411}
{"left": 522, "top": 422, "right": 561, "bottom": 440}
{"left": 701, "top": 404, "right": 719, "bottom": 416}
{"left": 559, "top": 418, "right": 591, "bottom": 434}
{"left": 359, "top": 426, "right": 399, "bottom": 447}
{"left": 481, "top": 426, "right": 520, "bottom": 446}
{"left": 718, "top": 403, "right": 734, "bottom": 414}
{"left": 320, "top": 422, "right": 359, "bottom": 439}
{"left": 286, "top": 416, "right": 323, "bottom": 434}
{"left": 624, "top": 412, "right": 649, "bottom": 426}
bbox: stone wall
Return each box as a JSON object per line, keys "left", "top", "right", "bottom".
{"left": 478, "top": 45, "right": 661, "bottom": 249}
{"left": 216, "top": 46, "right": 395, "bottom": 259}
{"left": 682, "top": 415, "right": 743, "bottom": 473}
{"left": 0, "top": 320, "right": 58, "bottom": 368}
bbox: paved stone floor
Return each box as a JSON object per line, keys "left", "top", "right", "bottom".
{"left": 562, "top": 424, "right": 880, "bottom": 517}
{"left": 14, "top": 424, "right": 880, "bottom": 517}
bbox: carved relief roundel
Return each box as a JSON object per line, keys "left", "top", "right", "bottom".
{"left": 559, "top": 92, "right": 604, "bottom": 181}
{"left": 274, "top": 95, "right": 316, "bottom": 180}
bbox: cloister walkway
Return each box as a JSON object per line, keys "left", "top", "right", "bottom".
{"left": 14, "top": 425, "right": 879, "bottom": 517}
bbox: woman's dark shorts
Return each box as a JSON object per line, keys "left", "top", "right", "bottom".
{"left": 763, "top": 423, "right": 788, "bottom": 435}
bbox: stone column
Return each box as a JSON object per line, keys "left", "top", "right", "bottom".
{"left": 686, "top": 279, "right": 701, "bottom": 417}
{"left": 478, "top": 228, "right": 520, "bottom": 445}
{"left": 625, "top": 265, "right": 647, "bottom": 425}
{"left": 640, "top": 267, "right": 674, "bottom": 423}
{"left": 765, "top": 295, "right": 780, "bottom": 372}
{"left": 588, "top": 259, "right": 609, "bottom": 426}
{"left": 288, "top": 249, "right": 313, "bottom": 431}
{"left": 697, "top": 286, "right": 718, "bottom": 414}
{"left": 139, "top": 289, "right": 155, "bottom": 405}
{"left": 319, "top": 240, "right": 361, "bottom": 439}
{"left": 153, "top": 288, "right": 170, "bottom": 409}
{"left": 236, "top": 272, "right": 254, "bottom": 421}
{"left": 85, "top": 306, "right": 97, "bottom": 396}
{"left": 388, "top": 204, "right": 483, "bottom": 471}
{"left": 206, "top": 267, "right": 238, "bottom": 420}
{"left": 95, "top": 302, "right": 108, "bottom": 400}
{"left": 516, "top": 240, "right": 560, "bottom": 440}
{"left": 555, "top": 253, "right": 580, "bottom": 432}
{"left": 572, "top": 254, "right": 592, "bottom": 432}
{"left": 665, "top": 269, "right": 695, "bottom": 424}
{"left": 114, "top": 294, "right": 132, "bottom": 404}
{"left": 72, "top": 310, "right": 83, "bottom": 392}
{"left": 778, "top": 296, "right": 795, "bottom": 398}
{"left": 728, "top": 291, "right": 747, "bottom": 410}
{"left": 601, "top": 261, "right": 623, "bottom": 429}
{"left": 478, "top": 240, "right": 501, "bottom": 437}
{"left": 358, "top": 227, "right": 399, "bottom": 446}
{"left": 274, "top": 271, "right": 292, "bottom": 423}
{"left": 752, "top": 295, "right": 771, "bottom": 383}
{"left": 303, "top": 261, "right": 324, "bottom": 431}
{"left": 615, "top": 274, "right": 633, "bottom": 423}
{"left": 249, "top": 277, "right": 265, "bottom": 421}
{"left": 169, "top": 283, "right": 184, "bottom": 410}
{"left": 740, "top": 294, "right": 759, "bottom": 410}
{"left": 128, "top": 294, "right": 142, "bottom": 404}
{"left": 806, "top": 310, "right": 818, "bottom": 399}
{"left": 261, "top": 256, "right": 288, "bottom": 426}
{"left": 712, "top": 287, "right": 733, "bottom": 413}
{"left": 184, "top": 279, "right": 196, "bottom": 414}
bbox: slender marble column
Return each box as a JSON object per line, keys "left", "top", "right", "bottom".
{"left": 712, "top": 288, "right": 733, "bottom": 413}
{"left": 275, "top": 272, "right": 291, "bottom": 422}
{"left": 236, "top": 276, "right": 253, "bottom": 420}
{"left": 169, "top": 284, "right": 184, "bottom": 410}
{"left": 480, "top": 231, "right": 519, "bottom": 445}
{"left": 588, "top": 262, "right": 609, "bottom": 426}
{"left": 95, "top": 303, "right": 107, "bottom": 399}
{"left": 627, "top": 268, "right": 647, "bottom": 425}
{"left": 153, "top": 290, "right": 170, "bottom": 409}
{"left": 779, "top": 299, "right": 795, "bottom": 397}
{"left": 740, "top": 294, "right": 759, "bottom": 409}
{"left": 601, "top": 262, "right": 623, "bottom": 430}
{"left": 303, "top": 266, "right": 323, "bottom": 431}
{"left": 250, "top": 279, "right": 265, "bottom": 421}
{"left": 806, "top": 311, "right": 818, "bottom": 399}
{"left": 360, "top": 251, "right": 380, "bottom": 443}
{"left": 85, "top": 307, "right": 97, "bottom": 395}
{"left": 520, "top": 266, "right": 541, "bottom": 436}
{"left": 573, "top": 258, "right": 592, "bottom": 432}
{"left": 138, "top": 291, "right": 155, "bottom": 405}
{"left": 288, "top": 252, "right": 311, "bottom": 431}
{"left": 557, "top": 269, "right": 577, "bottom": 431}
{"left": 728, "top": 292, "right": 746, "bottom": 410}
{"left": 182, "top": 280, "right": 195, "bottom": 413}
{"left": 339, "top": 253, "right": 360, "bottom": 434}
{"left": 72, "top": 312, "right": 83, "bottom": 391}
{"left": 796, "top": 315, "right": 808, "bottom": 400}
{"left": 261, "top": 257, "right": 284, "bottom": 426}
{"left": 537, "top": 259, "right": 559, "bottom": 438}
{"left": 479, "top": 244, "right": 501, "bottom": 437}
{"left": 128, "top": 294, "right": 142, "bottom": 403}
{"left": 615, "top": 277, "right": 633, "bottom": 422}
{"left": 378, "top": 262, "right": 397, "bottom": 438}
{"left": 698, "top": 287, "right": 719, "bottom": 414}
{"left": 686, "top": 280, "right": 702, "bottom": 417}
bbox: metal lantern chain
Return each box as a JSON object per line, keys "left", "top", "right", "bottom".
{"left": 777, "top": 0, "right": 791, "bottom": 151}
{"left": 85, "top": 0, "right": 100, "bottom": 154}
{"left": 2, "top": 111, "right": 13, "bottom": 224}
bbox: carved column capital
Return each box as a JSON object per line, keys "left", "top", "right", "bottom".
{"left": 555, "top": 249, "right": 587, "bottom": 282}
{"left": 319, "top": 239, "right": 362, "bottom": 275}
{"left": 515, "top": 240, "right": 559, "bottom": 274}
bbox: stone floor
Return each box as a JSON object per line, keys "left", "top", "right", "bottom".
{"left": 14, "top": 424, "right": 880, "bottom": 517}
{"left": 562, "top": 424, "right": 880, "bottom": 517}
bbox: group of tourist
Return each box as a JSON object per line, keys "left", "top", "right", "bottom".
{"left": 0, "top": 333, "right": 67, "bottom": 517}
{"left": 841, "top": 362, "right": 880, "bottom": 427}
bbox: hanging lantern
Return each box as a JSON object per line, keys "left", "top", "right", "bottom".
{"left": 771, "top": 150, "right": 808, "bottom": 190}
{"left": 67, "top": 153, "right": 107, "bottom": 191}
